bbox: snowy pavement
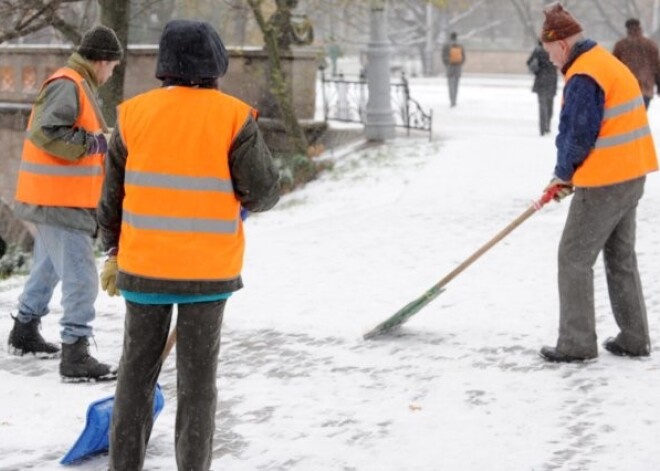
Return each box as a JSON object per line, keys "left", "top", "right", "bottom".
{"left": 1, "top": 74, "right": 660, "bottom": 470}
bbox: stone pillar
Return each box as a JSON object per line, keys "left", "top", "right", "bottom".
{"left": 365, "top": 0, "right": 395, "bottom": 141}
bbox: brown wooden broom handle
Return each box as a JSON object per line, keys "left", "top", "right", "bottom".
{"left": 161, "top": 328, "right": 177, "bottom": 363}
{"left": 429, "top": 204, "right": 539, "bottom": 293}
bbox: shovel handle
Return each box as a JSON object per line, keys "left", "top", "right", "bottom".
{"left": 161, "top": 329, "right": 177, "bottom": 363}
{"left": 80, "top": 79, "right": 110, "bottom": 133}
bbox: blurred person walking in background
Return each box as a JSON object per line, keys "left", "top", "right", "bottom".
{"left": 442, "top": 32, "right": 466, "bottom": 107}
{"left": 527, "top": 39, "right": 558, "bottom": 135}
{"left": 613, "top": 18, "right": 660, "bottom": 109}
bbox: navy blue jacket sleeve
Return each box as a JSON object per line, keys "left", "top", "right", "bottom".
{"left": 554, "top": 74, "right": 604, "bottom": 181}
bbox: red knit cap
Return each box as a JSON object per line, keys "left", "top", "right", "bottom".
{"left": 541, "top": 3, "right": 583, "bottom": 42}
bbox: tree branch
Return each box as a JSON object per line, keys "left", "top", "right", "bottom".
{"left": 51, "top": 13, "right": 81, "bottom": 43}
{"left": 588, "top": 0, "right": 624, "bottom": 37}
{"left": 0, "top": 17, "right": 50, "bottom": 43}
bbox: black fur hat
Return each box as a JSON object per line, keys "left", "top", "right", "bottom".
{"left": 155, "top": 20, "right": 228, "bottom": 84}
{"left": 77, "top": 25, "right": 123, "bottom": 61}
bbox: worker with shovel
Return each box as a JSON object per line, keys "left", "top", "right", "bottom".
{"left": 97, "top": 19, "right": 280, "bottom": 470}
{"left": 538, "top": 3, "right": 658, "bottom": 363}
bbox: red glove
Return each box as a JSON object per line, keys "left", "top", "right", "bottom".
{"left": 544, "top": 177, "right": 573, "bottom": 202}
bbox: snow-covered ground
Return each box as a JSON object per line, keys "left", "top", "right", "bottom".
{"left": 2, "top": 74, "right": 660, "bottom": 471}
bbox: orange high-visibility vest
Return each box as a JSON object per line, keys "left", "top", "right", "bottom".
{"left": 15, "top": 68, "right": 104, "bottom": 208}
{"left": 565, "top": 45, "right": 658, "bottom": 187}
{"left": 117, "top": 86, "right": 255, "bottom": 281}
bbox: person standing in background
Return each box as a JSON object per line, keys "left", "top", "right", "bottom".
{"left": 441, "top": 32, "right": 466, "bottom": 107}
{"left": 527, "top": 39, "right": 558, "bottom": 135}
{"left": 613, "top": 18, "right": 660, "bottom": 109}
{"left": 8, "top": 25, "right": 122, "bottom": 382}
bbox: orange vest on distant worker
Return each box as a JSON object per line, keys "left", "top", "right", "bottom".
{"left": 565, "top": 45, "right": 658, "bottom": 187}
{"left": 15, "top": 67, "right": 104, "bottom": 207}
{"left": 117, "top": 86, "right": 255, "bottom": 281}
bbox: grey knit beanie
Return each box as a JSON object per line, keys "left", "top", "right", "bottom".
{"left": 77, "top": 25, "right": 123, "bottom": 61}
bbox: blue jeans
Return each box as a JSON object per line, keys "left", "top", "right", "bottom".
{"left": 16, "top": 223, "right": 98, "bottom": 343}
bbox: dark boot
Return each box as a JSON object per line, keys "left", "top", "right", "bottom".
{"left": 8, "top": 315, "right": 60, "bottom": 358}
{"left": 603, "top": 337, "right": 650, "bottom": 357}
{"left": 539, "top": 346, "right": 596, "bottom": 363}
{"left": 60, "top": 337, "right": 117, "bottom": 382}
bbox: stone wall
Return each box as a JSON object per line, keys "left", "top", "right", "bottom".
{"left": 0, "top": 44, "right": 322, "bottom": 119}
{"left": 0, "top": 195, "right": 33, "bottom": 253}
{"left": 0, "top": 113, "right": 27, "bottom": 201}
{"left": 460, "top": 50, "right": 531, "bottom": 75}
{"left": 0, "top": 105, "right": 32, "bottom": 252}
{"left": 418, "top": 49, "right": 532, "bottom": 76}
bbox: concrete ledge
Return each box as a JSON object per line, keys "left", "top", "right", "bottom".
{"left": 0, "top": 102, "right": 30, "bottom": 131}
{"left": 258, "top": 118, "right": 327, "bottom": 153}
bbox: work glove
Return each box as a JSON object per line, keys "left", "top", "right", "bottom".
{"left": 100, "top": 256, "right": 120, "bottom": 297}
{"left": 88, "top": 132, "right": 108, "bottom": 155}
{"left": 544, "top": 176, "right": 574, "bottom": 202}
{"left": 240, "top": 206, "right": 249, "bottom": 221}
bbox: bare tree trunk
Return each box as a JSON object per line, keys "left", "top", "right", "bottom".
{"left": 97, "top": 0, "right": 129, "bottom": 126}
{"left": 588, "top": 0, "right": 623, "bottom": 38}
{"left": 508, "top": 0, "right": 537, "bottom": 45}
{"left": 228, "top": 0, "right": 248, "bottom": 46}
{"left": 246, "top": 0, "right": 308, "bottom": 156}
{"left": 424, "top": 2, "right": 434, "bottom": 76}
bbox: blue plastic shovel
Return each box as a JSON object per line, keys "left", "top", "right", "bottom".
{"left": 61, "top": 329, "right": 177, "bottom": 465}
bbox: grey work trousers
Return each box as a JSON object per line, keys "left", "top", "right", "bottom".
{"left": 109, "top": 299, "right": 226, "bottom": 471}
{"left": 556, "top": 176, "right": 649, "bottom": 357}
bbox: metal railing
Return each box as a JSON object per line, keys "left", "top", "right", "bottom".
{"left": 320, "top": 70, "right": 433, "bottom": 140}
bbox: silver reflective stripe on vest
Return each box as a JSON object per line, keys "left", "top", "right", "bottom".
{"left": 20, "top": 161, "right": 102, "bottom": 177}
{"left": 594, "top": 126, "right": 651, "bottom": 149}
{"left": 602, "top": 96, "right": 645, "bottom": 120}
{"left": 123, "top": 209, "right": 237, "bottom": 234}
{"left": 125, "top": 170, "right": 233, "bottom": 192}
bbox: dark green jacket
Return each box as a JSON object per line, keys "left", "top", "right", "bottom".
{"left": 14, "top": 53, "right": 106, "bottom": 235}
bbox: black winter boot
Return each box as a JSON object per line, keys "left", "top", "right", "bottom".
{"left": 8, "top": 315, "right": 60, "bottom": 358}
{"left": 60, "top": 337, "right": 117, "bottom": 382}
{"left": 603, "top": 337, "right": 650, "bottom": 357}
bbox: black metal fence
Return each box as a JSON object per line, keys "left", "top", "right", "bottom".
{"left": 319, "top": 71, "right": 433, "bottom": 140}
